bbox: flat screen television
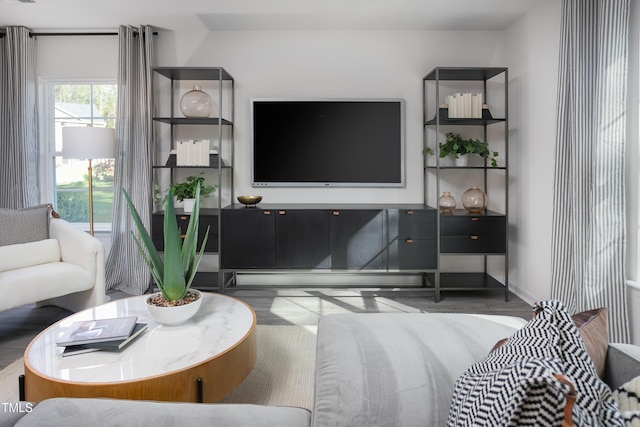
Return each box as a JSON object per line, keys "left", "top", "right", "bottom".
{"left": 251, "top": 99, "right": 405, "bottom": 187}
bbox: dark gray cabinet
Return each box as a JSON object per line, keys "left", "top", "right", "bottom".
{"left": 387, "top": 209, "right": 437, "bottom": 270}
{"left": 152, "top": 209, "right": 219, "bottom": 253}
{"left": 440, "top": 212, "right": 506, "bottom": 254}
{"left": 220, "top": 204, "right": 436, "bottom": 279}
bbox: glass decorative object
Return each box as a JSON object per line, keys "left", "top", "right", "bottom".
{"left": 439, "top": 192, "right": 456, "bottom": 214}
{"left": 180, "top": 85, "right": 214, "bottom": 118}
{"left": 462, "top": 185, "right": 487, "bottom": 213}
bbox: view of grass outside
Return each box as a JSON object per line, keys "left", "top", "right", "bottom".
{"left": 55, "top": 160, "right": 114, "bottom": 223}
{"left": 53, "top": 83, "right": 117, "bottom": 226}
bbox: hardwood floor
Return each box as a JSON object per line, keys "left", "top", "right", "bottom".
{"left": 0, "top": 287, "right": 534, "bottom": 371}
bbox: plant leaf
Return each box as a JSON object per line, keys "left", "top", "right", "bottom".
{"left": 181, "top": 183, "right": 201, "bottom": 274}
{"left": 123, "top": 189, "right": 164, "bottom": 289}
{"left": 162, "top": 191, "right": 187, "bottom": 301}
{"left": 186, "top": 225, "right": 210, "bottom": 290}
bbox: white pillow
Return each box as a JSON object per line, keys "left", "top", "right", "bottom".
{"left": 0, "top": 239, "right": 61, "bottom": 272}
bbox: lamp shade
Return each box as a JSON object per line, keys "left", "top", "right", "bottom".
{"left": 62, "top": 127, "right": 116, "bottom": 160}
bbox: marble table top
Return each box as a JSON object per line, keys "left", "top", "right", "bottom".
{"left": 26, "top": 292, "right": 256, "bottom": 383}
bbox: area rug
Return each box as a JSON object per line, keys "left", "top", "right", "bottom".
{"left": 0, "top": 325, "right": 317, "bottom": 410}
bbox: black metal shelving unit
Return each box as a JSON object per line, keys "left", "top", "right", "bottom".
{"left": 423, "top": 67, "right": 509, "bottom": 302}
{"left": 151, "top": 67, "right": 235, "bottom": 292}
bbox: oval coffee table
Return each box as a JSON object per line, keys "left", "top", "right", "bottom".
{"left": 23, "top": 292, "right": 256, "bottom": 403}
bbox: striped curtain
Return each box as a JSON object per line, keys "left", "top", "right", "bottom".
{"left": 105, "top": 26, "right": 154, "bottom": 295}
{"left": 0, "top": 26, "right": 39, "bottom": 208}
{"left": 550, "top": 0, "right": 630, "bottom": 342}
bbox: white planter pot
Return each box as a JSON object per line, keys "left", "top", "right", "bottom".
{"left": 183, "top": 198, "right": 195, "bottom": 213}
{"left": 146, "top": 289, "right": 203, "bottom": 326}
{"left": 454, "top": 156, "right": 469, "bottom": 167}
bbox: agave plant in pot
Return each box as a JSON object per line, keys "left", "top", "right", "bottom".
{"left": 124, "top": 184, "right": 210, "bottom": 326}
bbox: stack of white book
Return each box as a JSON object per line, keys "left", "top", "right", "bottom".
{"left": 175, "top": 139, "right": 213, "bottom": 166}
{"left": 56, "top": 316, "right": 148, "bottom": 356}
{"left": 445, "top": 93, "right": 484, "bottom": 118}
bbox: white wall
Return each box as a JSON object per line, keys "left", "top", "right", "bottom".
{"left": 504, "top": 0, "right": 561, "bottom": 304}
{"left": 37, "top": 36, "right": 118, "bottom": 78}
{"left": 157, "top": 29, "right": 506, "bottom": 205}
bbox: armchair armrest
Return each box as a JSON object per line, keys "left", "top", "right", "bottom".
{"left": 604, "top": 343, "right": 640, "bottom": 390}
{"left": 45, "top": 218, "right": 107, "bottom": 311}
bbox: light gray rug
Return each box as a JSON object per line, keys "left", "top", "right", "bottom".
{"left": 0, "top": 325, "right": 317, "bottom": 410}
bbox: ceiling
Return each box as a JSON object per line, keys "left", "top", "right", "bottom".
{"left": 0, "top": 0, "right": 540, "bottom": 33}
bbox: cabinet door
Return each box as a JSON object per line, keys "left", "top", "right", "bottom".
{"left": 152, "top": 213, "right": 218, "bottom": 252}
{"left": 221, "top": 209, "right": 275, "bottom": 268}
{"left": 276, "top": 210, "right": 330, "bottom": 269}
{"left": 329, "top": 210, "right": 384, "bottom": 269}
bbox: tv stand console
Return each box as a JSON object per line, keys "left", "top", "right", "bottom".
{"left": 220, "top": 203, "right": 437, "bottom": 290}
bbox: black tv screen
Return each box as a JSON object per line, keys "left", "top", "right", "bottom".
{"left": 251, "top": 99, "right": 405, "bottom": 187}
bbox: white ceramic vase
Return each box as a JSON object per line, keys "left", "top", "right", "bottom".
{"left": 146, "top": 289, "right": 203, "bottom": 326}
{"left": 454, "top": 156, "right": 468, "bottom": 167}
{"left": 182, "top": 198, "right": 195, "bottom": 213}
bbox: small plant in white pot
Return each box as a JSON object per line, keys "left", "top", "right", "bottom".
{"left": 124, "top": 183, "right": 210, "bottom": 325}
{"left": 169, "top": 174, "right": 216, "bottom": 213}
{"left": 424, "top": 132, "right": 499, "bottom": 167}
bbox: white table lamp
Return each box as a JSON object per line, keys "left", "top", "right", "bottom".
{"left": 62, "top": 127, "right": 116, "bottom": 235}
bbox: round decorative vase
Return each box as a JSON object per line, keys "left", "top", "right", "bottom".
{"left": 462, "top": 186, "right": 487, "bottom": 213}
{"left": 146, "top": 289, "right": 203, "bottom": 326}
{"left": 182, "top": 198, "right": 195, "bottom": 213}
{"left": 439, "top": 192, "right": 456, "bottom": 214}
{"left": 180, "top": 86, "right": 214, "bottom": 118}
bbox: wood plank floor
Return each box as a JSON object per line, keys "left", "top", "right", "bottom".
{"left": 0, "top": 287, "right": 534, "bottom": 371}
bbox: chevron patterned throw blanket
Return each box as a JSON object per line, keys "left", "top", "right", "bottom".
{"left": 614, "top": 375, "right": 640, "bottom": 426}
{"left": 447, "top": 300, "right": 623, "bottom": 426}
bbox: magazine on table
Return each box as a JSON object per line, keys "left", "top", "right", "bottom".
{"left": 61, "top": 323, "right": 149, "bottom": 357}
{"left": 56, "top": 316, "right": 138, "bottom": 347}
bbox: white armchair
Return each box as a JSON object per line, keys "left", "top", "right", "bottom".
{"left": 0, "top": 218, "right": 107, "bottom": 312}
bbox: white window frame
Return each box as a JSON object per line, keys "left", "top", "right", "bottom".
{"left": 38, "top": 77, "right": 117, "bottom": 234}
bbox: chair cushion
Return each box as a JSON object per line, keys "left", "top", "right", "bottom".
{"left": 0, "top": 239, "right": 61, "bottom": 272}
{"left": 0, "top": 262, "right": 92, "bottom": 312}
{"left": 0, "top": 204, "right": 51, "bottom": 246}
{"left": 312, "top": 313, "right": 527, "bottom": 427}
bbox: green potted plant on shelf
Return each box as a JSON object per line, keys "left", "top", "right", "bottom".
{"left": 425, "top": 132, "right": 499, "bottom": 167}
{"left": 165, "top": 174, "right": 216, "bottom": 213}
{"left": 123, "top": 184, "right": 210, "bottom": 325}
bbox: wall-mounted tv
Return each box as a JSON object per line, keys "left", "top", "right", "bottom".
{"left": 251, "top": 99, "right": 405, "bottom": 187}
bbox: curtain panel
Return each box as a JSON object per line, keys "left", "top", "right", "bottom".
{"left": 0, "top": 26, "right": 39, "bottom": 209}
{"left": 105, "top": 25, "right": 155, "bottom": 295}
{"left": 550, "top": 0, "right": 630, "bottom": 342}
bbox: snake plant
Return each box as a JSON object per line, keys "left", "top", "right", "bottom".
{"left": 123, "top": 183, "right": 209, "bottom": 302}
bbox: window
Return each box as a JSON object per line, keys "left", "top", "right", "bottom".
{"left": 45, "top": 82, "right": 117, "bottom": 231}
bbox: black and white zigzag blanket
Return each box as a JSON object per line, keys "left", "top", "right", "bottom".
{"left": 447, "top": 300, "right": 623, "bottom": 426}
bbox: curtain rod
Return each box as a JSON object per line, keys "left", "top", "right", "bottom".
{"left": 0, "top": 31, "right": 158, "bottom": 38}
